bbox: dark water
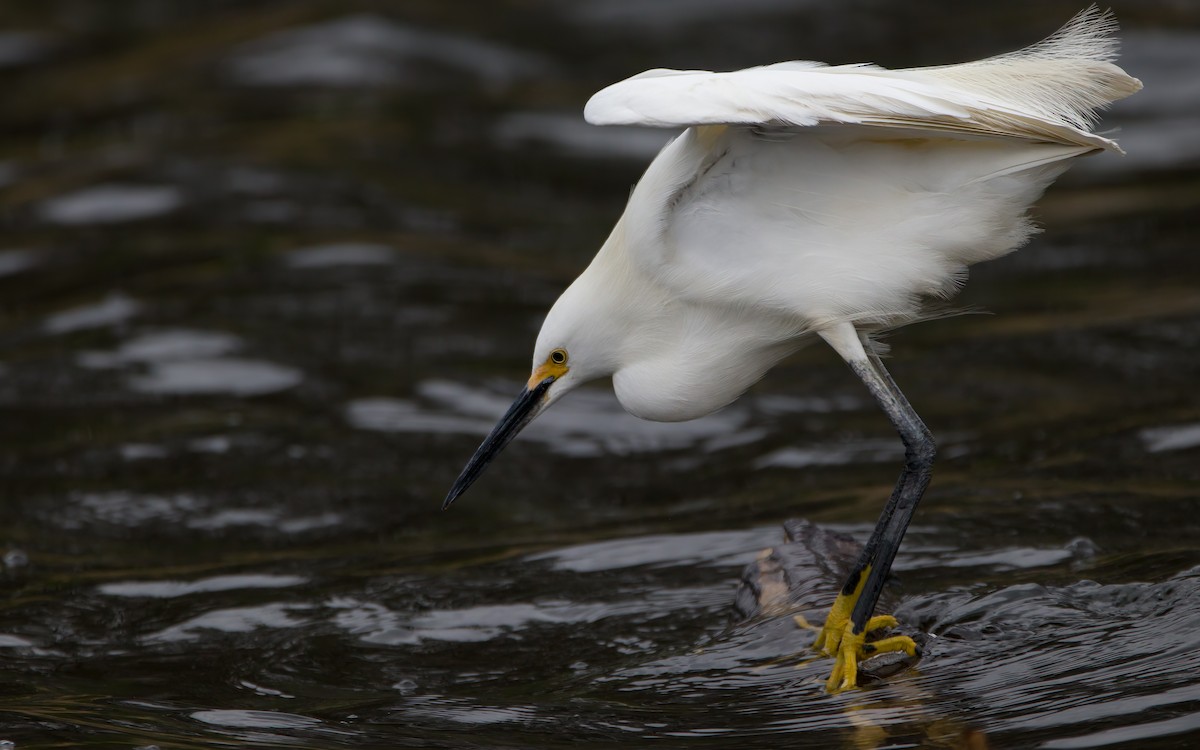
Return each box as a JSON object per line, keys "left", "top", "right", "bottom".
{"left": 2, "top": 2, "right": 1199, "bottom": 748}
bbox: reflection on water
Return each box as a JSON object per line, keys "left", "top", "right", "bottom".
{"left": 0, "top": 249, "right": 40, "bottom": 278}
{"left": 37, "top": 183, "right": 185, "bottom": 225}
{"left": 129, "top": 357, "right": 303, "bottom": 396}
{"left": 77, "top": 328, "right": 304, "bottom": 395}
{"left": 192, "top": 709, "right": 322, "bottom": 729}
{"left": 99, "top": 574, "right": 309, "bottom": 598}
{"left": 41, "top": 293, "right": 141, "bottom": 334}
{"left": 1, "top": 2, "right": 1199, "bottom": 749}
{"left": 78, "top": 329, "right": 243, "bottom": 366}
{"left": 145, "top": 603, "right": 311, "bottom": 644}
{"left": 227, "top": 14, "right": 547, "bottom": 88}
{"left": 286, "top": 242, "right": 396, "bottom": 268}
{"left": 1139, "top": 423, "right": 1200, "bottom": 454}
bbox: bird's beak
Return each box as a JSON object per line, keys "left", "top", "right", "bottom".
{"left": 442, "top": 374, "right": 556, "bottom": 509}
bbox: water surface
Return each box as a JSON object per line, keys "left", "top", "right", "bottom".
{"left": 1, "top": 2, "right": 1198, "bottom": 748}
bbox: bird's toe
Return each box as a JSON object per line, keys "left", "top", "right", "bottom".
{"left": 823, "top": 616, "right": 919, "bottom": 693}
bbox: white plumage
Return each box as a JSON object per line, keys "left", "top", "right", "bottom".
{"left": 528, "top": 6, "right": 1140, "bottom": 422}
{"left": 444, "top": 9, "right": 1141, "bottom": 690}
{"left": 584, "top": 9, "right": 1137, "bottom": 149}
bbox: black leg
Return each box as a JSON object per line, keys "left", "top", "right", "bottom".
{"left": 844, "top": 351, "right": 935, "bottom": 634}
{"left": 810, "top": 323, "right": 934, "bottom": 690}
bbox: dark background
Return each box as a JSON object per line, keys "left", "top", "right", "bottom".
{"left": 1, "top": 2, "right": 1198, "bottom": 748}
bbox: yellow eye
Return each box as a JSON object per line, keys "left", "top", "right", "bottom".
{"left": 550, "top": 348, "right": 567, "bottom": 365}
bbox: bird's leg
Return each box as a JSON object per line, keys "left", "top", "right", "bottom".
{"left": 810, "top": 454, "right": 925, "bottom": 672}
{"left": 807, "top": 464, "right": 913, "bottom": 654}
{"left": 811, "top": 323, "right": 935, "bottom": 692}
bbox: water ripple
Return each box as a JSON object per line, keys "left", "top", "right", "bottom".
{"left": 99, "top": 574, "right": 308, "bottom": 599}
{"left": 146, "top": 603, "right": 310, "bottom": 643}
{"left": 191, "top": 709, "right": 320, "bottom": 729}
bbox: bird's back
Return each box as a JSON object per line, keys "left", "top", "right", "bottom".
{"left": 586, "top": 7, "right": 1141, "bottom": 153}
{"left": 598, "top": 8, "right": 1140, "bottom": 332}
{"left": 565, "top": 8, "right": 1141, "bottom": 421}
{"left": 628, "top": 128, "right": 1086, "bottom": 329}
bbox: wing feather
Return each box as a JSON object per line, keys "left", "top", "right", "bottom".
{"left": 584, "top": 6, "right": 1141, "bottom": 151}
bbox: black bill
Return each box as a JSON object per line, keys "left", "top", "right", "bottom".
{"left": 442, "top": 377, "right": 554, "bottom": 509}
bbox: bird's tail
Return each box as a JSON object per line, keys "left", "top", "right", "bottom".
{"left": 912, "top": 5, "right": 1142, "bottom": 143}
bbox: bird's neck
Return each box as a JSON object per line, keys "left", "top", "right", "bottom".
{"left": 556, "top": 219, "right": 670, "bottom": 376}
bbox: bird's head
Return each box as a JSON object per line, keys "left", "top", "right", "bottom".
{"left": 441, "top": 275, "right": 621, "bottom": 509}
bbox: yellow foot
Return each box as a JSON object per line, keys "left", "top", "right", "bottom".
{"left": 795, "top": 613, "right": 918, "bottom": 692}
{"left": 796, "top": 591, "right": 858, "bottom": 658}
{"left": 814, "top": 611, "right": 851, "bottom": 657}
{"left": 824, "top": 616, "right": 917, "bottom": 693}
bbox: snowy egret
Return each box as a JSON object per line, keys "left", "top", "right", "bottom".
{"left": 444, "top": 7, "right": 1140, "bottom": 692}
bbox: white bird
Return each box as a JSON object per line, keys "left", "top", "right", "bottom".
{"left": 444, "top": 7, "right": 1140, "bottom": 692}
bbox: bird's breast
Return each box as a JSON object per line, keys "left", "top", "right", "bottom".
{"left": 611, "top": 335, "right": 795, "bottom": 423}
{"left": 612, "top": 362, "right": 740, "bottom": 422}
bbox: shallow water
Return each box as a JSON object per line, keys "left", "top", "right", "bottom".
{"left": 1, "top": 2, "right": 1199, "bottom": 748}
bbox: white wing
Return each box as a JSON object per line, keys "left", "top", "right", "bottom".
{"left": 585, "top": 7, "right": 1141, "bottom": 151}
{"left": 594, "top": 8, "right": 1142, "bottom": 331}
